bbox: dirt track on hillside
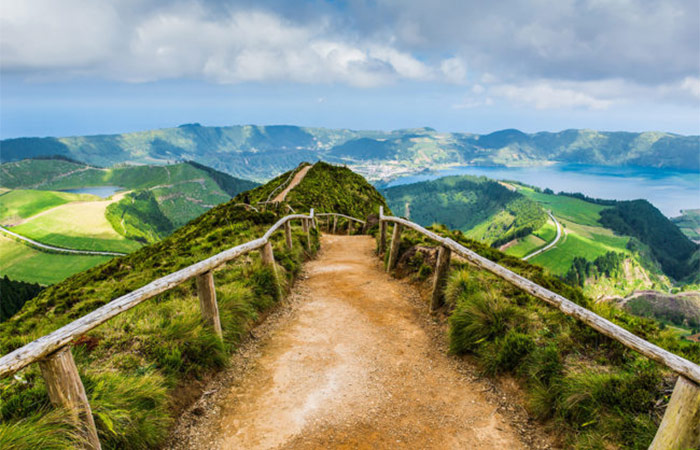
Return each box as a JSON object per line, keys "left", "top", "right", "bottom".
{"left": 171, "top": 235, "right": 555, "bottom": 449}
{"left": 272, "top": 165, "right": 312, "bottom": 203}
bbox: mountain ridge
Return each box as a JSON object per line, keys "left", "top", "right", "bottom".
{"left": 2, "top": 124, "right": 697, "bottom": 181}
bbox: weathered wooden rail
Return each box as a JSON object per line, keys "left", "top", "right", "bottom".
{"left": 378, "top": 206, "right": 700, "bottom": 449}
{"left": 315, "top": 212, "right": 366, "bottom": 235}
{"left": 0, "top": 210, "right": 318, "bottom": 450}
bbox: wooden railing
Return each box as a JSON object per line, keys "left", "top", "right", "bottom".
{"left": 378, "top": 206, "right": 700, "bottom": 450}
{"left": 315, "top": 212, "right": 366, "bottom": 235}
{"left": 0, "top": 210, "right": 318, "bottom": 450}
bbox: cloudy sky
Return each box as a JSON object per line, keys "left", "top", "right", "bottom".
{"left": 1, "top": 0, "right": 698, "bottom": 138}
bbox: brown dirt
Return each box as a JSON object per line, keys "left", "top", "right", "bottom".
{"left": 272, "top": 165, "right": 312, "bottom": 203}
{"left": 170, "top": 235, "right": 557, "bottom": 449}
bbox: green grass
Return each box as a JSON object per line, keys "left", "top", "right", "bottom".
{"left": 384, "top": 224, "right": 700, "bottom": 449}
{"left": 11, "top": 198, "right": 142, "bottom": 253}
{"left": 530, "top": 220, "right": 630, "bottom": 275}
{"left": 504, "top": 233, "right": 546, "bottom": 258}
{"left": 503, "top": 220, "right": 557, "bottom": 258}
{"left": 519, "top": 186, "right": 607, "bottom": 226}
{"left": 0, "top": 190, "right": 96, "bottom": 224}
{"left": 0, "top": 235, "right": 111, "bottom": 285}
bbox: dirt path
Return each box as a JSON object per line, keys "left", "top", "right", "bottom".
{"left": 174, "top": 235, "right": 547, "bottom": 449}
{"left": 272, "top": 165, "right": 312, "bottom": 203}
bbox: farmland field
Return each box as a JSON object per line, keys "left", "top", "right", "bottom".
{"left": 529, "top": 219, "right": 630, "bottom": 275}
{"left": 10, "top": 192, "right": 142, "bottom": 253}
{"left": 504, "top": 219, "right": 557, "bottom": 258}
{"left": 0, "top": 234, "right": 111, "bottom": 285}
{"left": 0, "top": 189, "right": 96, "bottom": 225}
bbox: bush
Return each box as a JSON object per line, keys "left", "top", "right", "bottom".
{"left": 448, "top": 288, "right": 517, "bottom": 354}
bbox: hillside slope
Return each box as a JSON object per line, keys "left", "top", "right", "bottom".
{"left": 382, "top": 175, "right": 546, "bottom": 245}
{"left": 0, "top": 159, "right": 258, "bottom": 285}
{"left": 0, "top": 163, "right": 386, "bottom": 449}
{"left": 1, "top": 125, "right": 697, "bottom": 181}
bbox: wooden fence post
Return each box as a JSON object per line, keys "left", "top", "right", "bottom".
{"left": 301, "top": 218, "right": 308, "bottom": 233}
{"left": 649, "top": 375, "right": 700, "bottom": 449}
{"left": 348, "top": 220, "right": 353, "bottom": 235}
{"left": 196, "top": 271, "right": 222, "bottom": 339}
{"left": 430, "top": 246, "right": 452, "bottom": 312}
{"left": 386, "top": 223, "right": 402, "bottom": 272}
{"left": 39, "top": 347, "right": 101, "bottom": 450}
{"left": 260, "top": 241, "right": 282, "bottom": 297}
{"left": 332, "top": 216, "right": 338, "bottom": 234}
{"left": 284, "top": 221, "right": 293, "bottom": 250}
{"left": 379, "top": 207, "right": 387, "bottom": 254}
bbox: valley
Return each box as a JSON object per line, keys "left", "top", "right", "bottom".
{"left": 0, "top": 159, "right": 256, "bottom": 285}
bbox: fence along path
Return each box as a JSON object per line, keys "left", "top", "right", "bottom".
{"left": 377, "top": 207, "right": 700, "bottom": 449}
{"left": 1, "top": 207, "right": 699, "bottom": 448}
{"left": 0, "top": 210, "right": 318, "bottom": 450}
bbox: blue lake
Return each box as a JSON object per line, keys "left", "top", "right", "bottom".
{"left": 381, "top": 164, "right": 700, "bottom": 218}
{"left": 61, "top": 186, "right": 123, "bottom": 198}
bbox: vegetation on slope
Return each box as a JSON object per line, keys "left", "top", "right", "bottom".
{"left": 236, "top": 161, "right": 389, "bottom": 219}
{"left": 0, "top": 159, "right": 257, "bottom": 284}
{"left": 0, "top": 190, "right": 96, "bottom": 225}
{"left": 0, "top": 276, "right": 43, "bottom": 322}
{"left": 382, "top": 175, "right": 546, "bottom": 244}
{"left": 0, "top": 235, "right": 111, "bottom": 285}
{"left": 672, "top": 208, "right": 700, "bottom": 242}
{"left": 0, "top": 163, "right": 385, "bottom": 449}
{"left": 599, "top": 200, "right": 699, "bottom": 281}
{"left": 105, "top": 191, "right": 173, "bottom": 244}
{"left": 383, "top": 223, "right": 700, "bottom": 448}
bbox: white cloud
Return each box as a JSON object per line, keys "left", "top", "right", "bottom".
{"left": 0, "top": 0, "right": 454, "bottom": 87}
{"left": 492, "top": 81, "right": 613, "bottom": 110}
{"left": 440, "top": 57, "right": 467, "bottom": 84}
{"left": 680, "top": 77, "right": 700, "bottom": 99}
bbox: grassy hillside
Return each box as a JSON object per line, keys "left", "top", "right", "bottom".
{"left": 10, "top": 193, "right": 142, "bottom": 253}
{"left": 0, "top": 235, "right": 111, "bottom": 285}
{"left": 383, "top": 177, "right": 680, "bottom": 298}
{"left": 0, "top": 163, "right": 386, "bottom": 449}
{"left": 1, "top": 125, "right": 697, "bottom": 182}
{"left": 384, "top": 223, "right": 700, "bottom": 449}
{"left": 382, "top": 175, "right": 546, "bottom": 245}
{"left": 0, "top": 160, "right": 258, "bottom": 284}
{"left": 0, "top": 276, "right": 43, "bottom": 323}
{"left": 672, "top": 209, "right": 700, "bottom": 241}
{"left": 0, "top": 190, "right": 96, "bottom": 225}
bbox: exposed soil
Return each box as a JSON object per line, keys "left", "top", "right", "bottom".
{"left": 272, "top": 165, "right": 312, "bottom": 203}
{"left": 169, "top": 235, "right": 557, "bottom": 449}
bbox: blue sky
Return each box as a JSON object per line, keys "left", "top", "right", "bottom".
{"left": 1, "top": 0, "right": 699, "bottom": 138}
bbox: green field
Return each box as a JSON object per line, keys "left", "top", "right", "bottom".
{"left": 519, "top": 186, "right": 607, "bottom": 226}
{"left": 10, "top": 193, "right": 142, "bottom": 253}
{"left": 530, "top": 219, "right": 630, "bottom": 275}
{"left": 504, "top": 219, "right": 557, "bottom": 258}
{"left": 0, "top": 235, "right": 111, "bottom": 285}
{"left": 0, "top": 189, "right": 96, "bottom": 224}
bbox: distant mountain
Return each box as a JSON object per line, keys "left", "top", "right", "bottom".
{"left": 1, "top": 125, "right": 697, "bottom": 181}
{"left": 672, "top": 209, "right": 700, "bottom": 242}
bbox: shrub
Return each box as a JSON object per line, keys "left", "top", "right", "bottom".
{"left": 448, "top": 288, "right": 517, "bottom": 354}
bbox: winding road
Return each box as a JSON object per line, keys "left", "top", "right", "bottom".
{"left": 0, "top": 225, "right": 127, "bottom": 257}
{"left": 522, "top": 212, "right": 562, "bottom": 261}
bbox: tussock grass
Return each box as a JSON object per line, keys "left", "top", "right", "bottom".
{"left": 385, "top": 223, "right": 700, "bottom": 449}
